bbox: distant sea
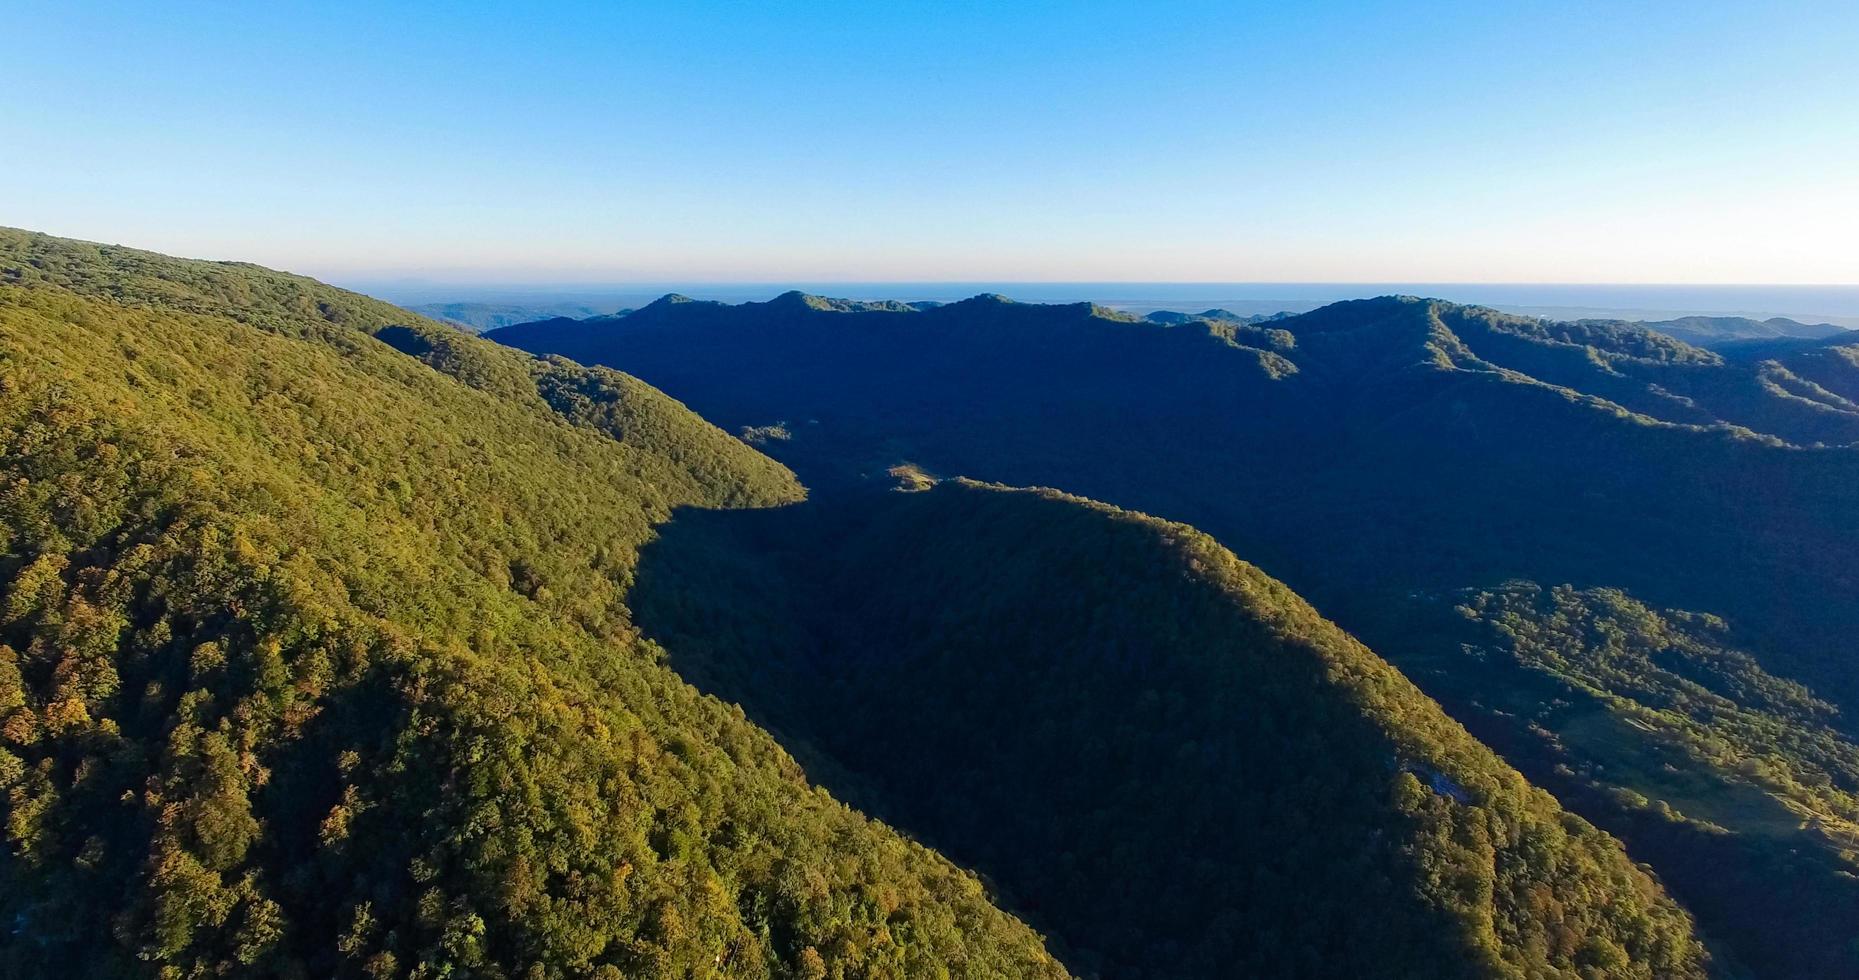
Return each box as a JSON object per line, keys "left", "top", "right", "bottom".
{"left": 351, "top": 281, "right": 1859, "bottom": 329}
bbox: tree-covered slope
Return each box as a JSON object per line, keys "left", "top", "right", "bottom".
{"left": 1388, "top": 584, "right": 1859, "bottom": 979}
{"left": 0, "top": 230, "right": 1067, "bottom": 979}
{"left": 0, "top": 227, "right": 800, "bottom": 503}
{"left": 630, "top": 479, "right": 1711, "bottom": 979}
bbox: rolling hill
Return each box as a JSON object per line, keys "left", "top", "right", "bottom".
{"left": 1626, "top": 314, "right": 1851, "bottom": 348}
{"left": 1141, "top": 308, "right": 1288, "bottom": 326}
{"left": 404, "top": 301, "right": 630, "bottom": 334}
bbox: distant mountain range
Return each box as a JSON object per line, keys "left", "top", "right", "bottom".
{"left": 414, "top": 290, "right": 1858, "bottom": 350}
{"left": 494, "top": 289, "right": 1859, "bottom": 978}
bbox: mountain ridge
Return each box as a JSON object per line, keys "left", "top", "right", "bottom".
{"left": 490, "top": 283, "right": 1859, "bottom": 976}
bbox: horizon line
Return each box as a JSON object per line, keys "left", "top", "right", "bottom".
{"left": 338, "top": 277, "right": 1859, "bottom": 289}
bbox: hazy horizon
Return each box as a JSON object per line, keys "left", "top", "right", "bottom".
{"left": 361, "top": 279, "right": 1859, "bottom": 329}
{"left": 8, "top": 2, "right": 1857, "bottom": 284}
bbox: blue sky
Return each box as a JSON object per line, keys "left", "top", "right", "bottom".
{"left": 4, "top": 1, "right": 1856, "bottom": 283}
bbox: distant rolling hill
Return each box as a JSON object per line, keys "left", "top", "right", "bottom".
{"left": 1141, "top": 307, "right": 1290, "bottom": 325}
{"left": 403, "top": 300, "right": 629, "bottom": 332}
{"left": 493, "top": 290, "right": 1859, "bottom": 977}
{"left": 1626, "top": 313, "right": 1850, "bottom": 347}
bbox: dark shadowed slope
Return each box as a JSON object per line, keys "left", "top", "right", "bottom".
{"left": 630, "top": 479, "right": 1711, "bottom": 980}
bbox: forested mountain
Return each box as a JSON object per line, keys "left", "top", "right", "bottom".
{"left": 0, "top": 229, "right": 1063, "bottom": 978}
{"left": 0, "top": 229, "right": 1730, "bottom": 978}
{"left": 493, "top": 291, "right": 1859, "bottom": 977}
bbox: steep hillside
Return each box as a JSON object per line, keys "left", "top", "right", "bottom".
{"left": 630, "top": 479, "right": 1711, "bottom": 979}
{"left": 0, "top": 230, "right": 1067, "bottom": 978}
{"left": 1388, "top": 584, "right": 1859, "bottom": 979}
{"left": 492, "top": 291, "right": 1859, "bottom": 975}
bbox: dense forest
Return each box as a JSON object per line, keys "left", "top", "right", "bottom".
{"left": 494, "top": 290, "right": 1859, "bottom": 976}
{"left": 1387, "top": 585, "right": 1859, "bottom": 978}
{"left": 0, "top": 229, "right": 1066, "bottom": 978}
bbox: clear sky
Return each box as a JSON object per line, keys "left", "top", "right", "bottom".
{"left": 5, "top": 1, "right": 1856, "bottom": 284}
